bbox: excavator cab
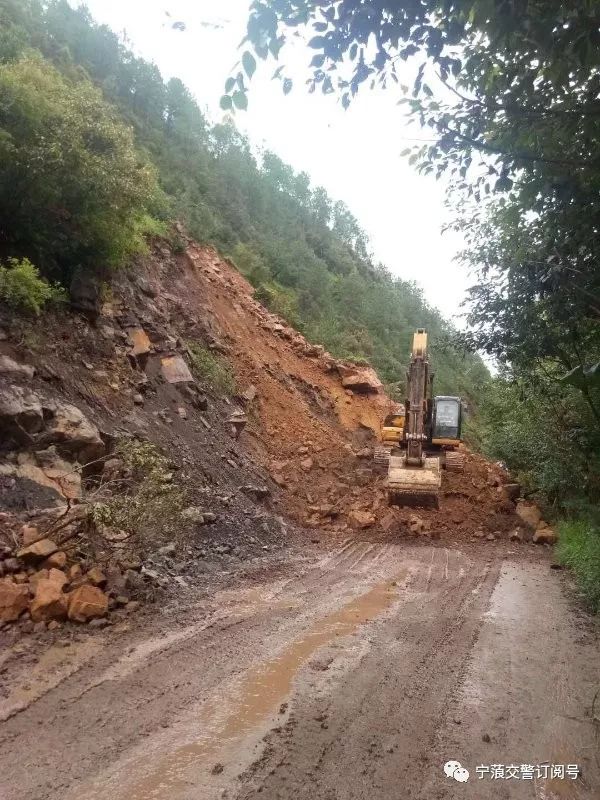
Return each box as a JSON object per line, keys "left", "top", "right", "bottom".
{"left": 431, "top": 396, "right": 465, "bottom": 472}
{"left": 432, "top": 396, "right": 462, "bottom": 443}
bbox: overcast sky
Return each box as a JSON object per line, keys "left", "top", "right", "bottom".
{"left": 80, "top": 0, "right": 470, "bottom": 323}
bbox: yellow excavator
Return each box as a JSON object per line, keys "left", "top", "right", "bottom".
{"left": 378, "top": 330, "right": 464, "bottom": 506}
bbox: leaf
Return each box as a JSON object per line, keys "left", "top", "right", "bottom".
{"left": 310, "top": 54, "right": 326, "bottom": 68}
{"left": 283, "top": 78, "right": 293, "bottom": 95}
{"left": 242, "top": 51, "right": 256, "bottom": 79}
{"left": 219, "top": 95, "right": 233, "bottom": 111}
{"left": 225, "top": 77, "right": 236, "bottom": 93}
{"left": 232, "top": 90, "right": 248, "bottom": 110}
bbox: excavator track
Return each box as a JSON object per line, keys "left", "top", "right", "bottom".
{"left": 445, "top": 451, "right": 465, "bottom": 472}
{"left": 373, "top": 446, "right": 393, "bottom": 467}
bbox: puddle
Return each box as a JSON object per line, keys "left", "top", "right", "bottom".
{"left": 95, "top": 571, "right": 408, "bottom": 800}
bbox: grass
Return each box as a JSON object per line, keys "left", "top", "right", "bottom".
{"left": 186, "top": 340, "right": 236, "bottom": 395}
{"left": 556, "top": 518, "right": 600, "bottom": 612}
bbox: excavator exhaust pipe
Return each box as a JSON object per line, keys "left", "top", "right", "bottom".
{"left": 387, "top": 455, "right": 441, "bottom": 508}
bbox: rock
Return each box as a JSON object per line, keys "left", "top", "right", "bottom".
{"left": 486, "top": 533, "right": 496, "bottom": 541}
{"left": 30, "top": 569, "right": 49, "bottom": 590}
{"left": 67, "top": 585, "right": 108, "bottom": 622}
{"left": 336, "top": 363, "right": 383, "bottom": 394}
{"left": 181, "top": 506, "right": 205, "bottom": 524}
{"left": 133, "top": 393, "right": 144, "bottom": 405}
{"left": 85, "top": 567, "right": 107, "bottom": 587}
{"left": 21, "top": 524, "right": 39, "bottom": 546}
{"left": 300, "top": 457, "right": 314, "bottom": 472}
{"left": 88, "top": 617, "right": 109, "bottom": 628}
{"left": 39, "top": 399, "right": 105, "bottom": 463}
{"left": 355, "top": 447, "right": 372, "bottom": 459}
{"left": 298, "top": 446, "right": 309, "bottom": 456}
{"left": 33, "top": 621, "right": 46, "bottom": 633}
{"left": 69, "top": 268, "right": 102, "bottom": 321}
{"left": 0, "top": 385, "right": 44, "bottom": 443}
{"left": 533, "top": 527, "right": 558, "bottom": 545}
{"left": 515, "top": 501, "right": 542, "bottom": 529}
{"left": 509, "top": 529, "right": 523, "bottom": 542}
{"left": 241, "top": 385, "right": 257, "bottom": 403}
{"left": 503, "top": 483, "right": 521, "bottom": 501}
{"left": 161, "top": 356, "right": 194, "bottom": 384}
{"left": 47, "top": 619, "right": 61, "bottom": 631}
{"left": 0, "top": 579, "right": 29, "bottom": 622}
{"left": 125, "top": 600, "right": 141, "bottom": 613}
{"left": 240, "top": 486, "right": 271, "bottom": 501}
{"left": 47, "top": 568, "right": 68, "bottom": 589}
{"left": 17, "top": 539, "right": 58, "bottom": 565}
{"left": 272, "top": 473, "right": 286, "bottom": 488}
{"left": 41, "top": 551, "right": 67, "bottom": 570}
{"left": 30, "top": 579, "right": 68, "bottom": 622}
{"left": 69, "top": 564, "right": 83, "bottom": 582}
{"left": 203, "top": 512, "right": 217, "bottom": 524}
{"left": 127, "top": 328, "right": 152, "bottom": 368}
{"left": 380, "top": 510, "right": 400, "bottom": 532}
{"left": 0, "top": 355, "right": 35, "bottom": 379}
{"left": 408, "top": 514, "right": 429, "bottom": 536}
{"left": 2, "top": 558, "right": 21, "bottom": 574}
{"left": 158, "top": 543, "right": 176, "bottom": 556}
{"left": 348, "top": 510, "right": 376, "bottom": 529}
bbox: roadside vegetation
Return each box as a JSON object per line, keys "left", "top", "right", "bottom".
{"left": 187, "top": 341, "right": 236, "bottom": 397}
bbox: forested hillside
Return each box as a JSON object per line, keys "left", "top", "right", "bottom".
{"left": 0, "top": 0, "right": 487, "bottom": 400}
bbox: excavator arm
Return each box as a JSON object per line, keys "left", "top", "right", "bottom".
{"left": 387, "top": 330, "right": 441, "bottom": 506}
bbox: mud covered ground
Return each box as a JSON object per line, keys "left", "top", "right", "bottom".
{"left": 1, "top": 536, "right": 598, "bottom": 800}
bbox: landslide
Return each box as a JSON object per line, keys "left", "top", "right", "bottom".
{"left": 0, "top": 230, "right": 528, "bottom": 640}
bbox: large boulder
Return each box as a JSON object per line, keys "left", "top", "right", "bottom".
{"left": 69, "top": 269, "right": 102, "bottom": 322}
{"left": 161, "top": 355, "right": 194, "bottom": 384}
{"left": 17, "top": 538, "right": 58, "bottom": 565}
{"left": 30, "top": 579, "right": 68, "bottom": 622}
{"left": 38, "top": 400, "right": 105, "bottom": 463}
{"left": 67, "top": 585, "right": 108, "bottom": 622}
{"left": 515, "top": 501, "right": 542, "bottom": 529}
{"left": 533, "top": 526, "right": 558, "bottom": 545}
{"left": 0, "top": 385, "right": 44, "bottom": 446}
{"left": 0, "top": 579, "right": 29, "bottom": 622}
{"left": 336, "top": 363, "right": 383, "bottom": 394}
{"left": 348, "top": 510, "right": 376, "bottom": 529}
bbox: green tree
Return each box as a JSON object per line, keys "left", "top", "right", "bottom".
{"left": 0, "top": 54, "right": 162, "bottom": 282}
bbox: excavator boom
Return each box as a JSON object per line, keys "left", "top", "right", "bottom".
{"left": 387, "top": 330, "right": 441, "bottom": 506}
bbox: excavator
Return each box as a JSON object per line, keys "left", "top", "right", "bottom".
{"left": 377, "top": 330, "right": 464, "bottom": 507}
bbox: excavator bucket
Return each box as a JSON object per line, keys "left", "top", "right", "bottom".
{"left": 387, "top": 455, "right": 441, "bottom": 507}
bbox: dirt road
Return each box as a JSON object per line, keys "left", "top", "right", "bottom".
{"left": 1, "top": 540, "right": 598, "bottom": 800}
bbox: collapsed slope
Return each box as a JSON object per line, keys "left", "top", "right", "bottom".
{"left": 0, "top": 231, "right": 531, "bottom": 636}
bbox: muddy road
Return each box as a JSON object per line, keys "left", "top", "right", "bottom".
{"left": 1, "top": 540, "right": 599, "bottom": 800}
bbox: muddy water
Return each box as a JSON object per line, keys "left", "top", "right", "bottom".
{"left": 102, "top": 572, "right": 408, "bottom": 800}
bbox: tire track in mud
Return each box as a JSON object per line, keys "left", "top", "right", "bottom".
{"left": 236, "top": 547, "right": 500, "bottom": 800}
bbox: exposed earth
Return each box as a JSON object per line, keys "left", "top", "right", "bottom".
{"left": 0, "top": 234, "right": 599, "bottom": 799}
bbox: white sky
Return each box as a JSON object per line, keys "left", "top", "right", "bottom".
{"left": 80, "top": 0, "right": 470, "bottom": 323}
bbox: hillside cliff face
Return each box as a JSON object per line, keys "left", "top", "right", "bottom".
{"left": 0, "top": 231, "right": 525, "bottom": 634}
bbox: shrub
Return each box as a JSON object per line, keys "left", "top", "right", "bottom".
{"left": 187, "top": 340, "right": 236, "bottom": 395}
{"left": 556, "top": 517, "right": 600, "bottom": 613}
{"left": 0, "top": 257, "right": 66, "bottom": 314}
{"left": 90, "top": 439, "right": 186, "bottom": 546}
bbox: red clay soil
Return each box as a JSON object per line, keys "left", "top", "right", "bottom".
{"left": 179, "top": 244, "right": 524, "bottom": 543}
